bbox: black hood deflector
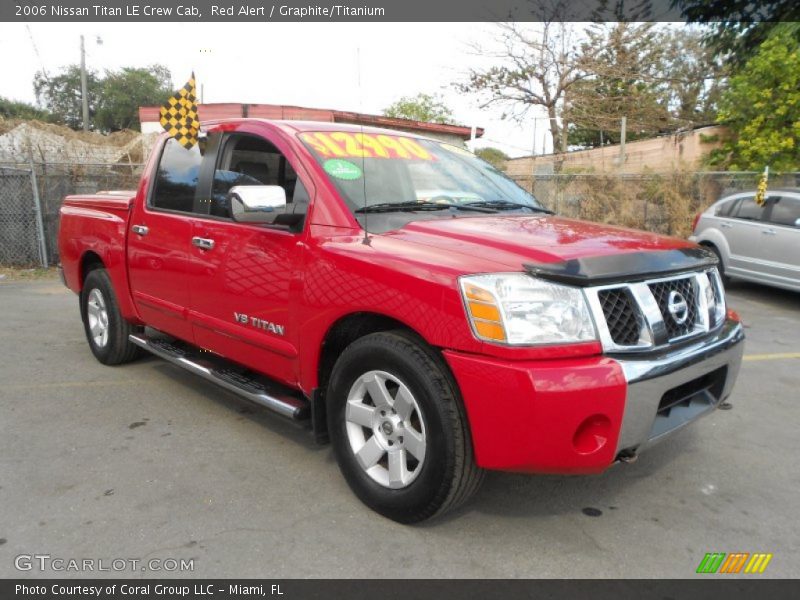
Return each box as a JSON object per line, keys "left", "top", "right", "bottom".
{"left": 524, "top": 247, "right": 718, "bottom": 287}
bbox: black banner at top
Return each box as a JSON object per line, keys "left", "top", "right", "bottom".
{"left": 1, "top": 0, "right": 796, "bottom": 23}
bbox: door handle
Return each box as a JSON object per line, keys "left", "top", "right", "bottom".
{"left": 131, "top": 224, "right": 149, "bottom": 236}
{"left": 192, "top": 236, "right": 215, "bottom": 250}
{"left": 720, "top": 222, "right": 733, "bottom": 229}
{"left": 762, "top": 229, "right": 776, "bottom": 236}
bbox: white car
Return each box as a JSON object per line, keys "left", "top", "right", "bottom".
{"left": 690, "top": 189, "right": 800, "bottom": 292}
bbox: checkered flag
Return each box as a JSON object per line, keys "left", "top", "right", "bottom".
{"left": 755, "top": 165, "right": 769, "bottom": 206}
{"left": 159, "top": 73, "right": 200, "bottom": 149}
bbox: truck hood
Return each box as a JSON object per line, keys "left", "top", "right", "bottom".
{"left": 384, "top": 215, "right": 697, "bottom": 271}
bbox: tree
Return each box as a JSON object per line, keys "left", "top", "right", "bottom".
{"left": 34, "top": 65, "right": 100, "bottom": 130}
{"left": 474, "top": 147, "right": 510, "bottom": 170}
{"left": 383, "top": 93, "right": 454, "bottom": 124}
{"left": 656, "top": 26, "right": 727, "bottom": 126}
{"left": 566, "top": 24, "right": 728, "bottom": 149}
{"left": 95, "top": 66, "right": 173, "bottom": 131}
{"left": 0, "top": 97, "right": 53, "bottom": 122}
{"left": 566, "top": 23, "right": 670, "bottom": 148}
{"left": 675, "top": 0, "right": 800, "bottom": 67}
{"left": 33, "top": 64, "right": 173, "bottom": 132}
{"left": 711, "top": 25, "right": 800, "bottom": 171}
{"left": 457, "top": 21, "right": 585, "bottom": 154}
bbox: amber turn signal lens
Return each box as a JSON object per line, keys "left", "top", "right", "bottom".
{"left": 474, "top": 320, "right": 506, "bottom": 341}
{"left": 468, "top": 301, "right": 501, "bottom": 322}
{"left": 464, "top": 284, "right": 495, "bottom": 304}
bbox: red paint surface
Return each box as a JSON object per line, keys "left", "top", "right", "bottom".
{"left": 444, "top": 350, "right": 627, "bottom": 473}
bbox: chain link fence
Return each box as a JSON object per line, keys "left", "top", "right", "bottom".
{"left": 0, "top": 166, "right": 44, "bottom": 267}
{"left": 0, "top": 162, "right": 143, "bottom": 266}
{"left": 514, "top": 171, "right": 800, "bottom": 238}
{"left": 3, "top": 163, "right": 799, "bottom": 267}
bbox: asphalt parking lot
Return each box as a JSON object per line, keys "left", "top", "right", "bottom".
{"left": 1, "top": 276, "right": 798, "bottom": 578}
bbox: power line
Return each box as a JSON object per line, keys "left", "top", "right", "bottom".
{"left": 25, "top": 25, "right": 49, "bottom": 83}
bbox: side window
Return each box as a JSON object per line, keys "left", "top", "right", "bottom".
{"left": 767, "top": 197, "right": 800, "bottom": 227}
{"left": 715, "top": 198, "right": 739, "bottom": 217}
{"left": 732, "top": 196, "right": 766, "bottom": 221}
{"left": 151, "top": 138, "right": 203, "bottom": 212}
{"left": 210, "top": 135, "right": 308, "bottom": 228}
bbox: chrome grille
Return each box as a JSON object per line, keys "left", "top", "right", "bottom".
{"left": 648, "top": 277, "right": 698, "bottom": 339}
{"left": 584, "top": 269, "right": 725, "bottom": 353}
{"left": 598, "top": 289, "right": 640, "bottom": 345}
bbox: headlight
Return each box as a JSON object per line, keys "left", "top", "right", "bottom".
{"left": 706, "top": 268, "right": 726, "bottom": 328}
{"left": 459, "top": 273, "right": 597, "bottom": 345}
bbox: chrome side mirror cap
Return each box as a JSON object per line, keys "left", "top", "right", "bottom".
{"left": 229, "top": 185, "right": 287, "bottom": 223}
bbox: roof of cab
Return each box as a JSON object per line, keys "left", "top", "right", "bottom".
{"left": 200, "top": 118, "right": 444, "bottom": 142}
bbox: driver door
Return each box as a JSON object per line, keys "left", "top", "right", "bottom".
{"left": 186, "top": 127, "right": 313, "bottom": 387}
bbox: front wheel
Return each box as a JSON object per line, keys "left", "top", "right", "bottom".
{"left": 327, "top": 331, "right": 484, "bottom": 523}
{"left": 80, "top": 268, "right": 142, "bottom": 365}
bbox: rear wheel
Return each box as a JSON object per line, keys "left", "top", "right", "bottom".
{"left": 80, "top": 268, "right": 142, "bottom": 365}
{"left": 327, "top": 330, "right": 484, "bottom": 523}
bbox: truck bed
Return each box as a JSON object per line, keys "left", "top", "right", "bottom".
{"left": 62, "top": 190, "right": 137, "bottom": 213}
{"left": 58, "top": 190, "right": 138, "bottom": 311}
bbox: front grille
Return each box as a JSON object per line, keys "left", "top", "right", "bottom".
{"left": 648, "top": 277, "right": 698, "bottom": 339}
{"left": 710, "top": 273, "right": 723, "bottom": 305}
{"left": 588, "top": 271, "right": 723, "bottom": 352}
{"left": 598, "top": 289, "right": 640, "bottom": 346}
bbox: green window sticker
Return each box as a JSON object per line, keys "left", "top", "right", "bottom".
{"left": 323, "top": 159, "right": 363, "bottom": 180}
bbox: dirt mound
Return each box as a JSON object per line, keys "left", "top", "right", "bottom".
{"left": 0, "top": 117, "right": 139, "bottom": 145}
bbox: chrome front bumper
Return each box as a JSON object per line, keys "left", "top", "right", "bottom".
{"left": 615, "top": 318, "right": 745, "bottom": 454}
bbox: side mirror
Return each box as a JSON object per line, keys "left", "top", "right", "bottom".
{"left": 229, "top": 185, "right": 287, "bottom": 223}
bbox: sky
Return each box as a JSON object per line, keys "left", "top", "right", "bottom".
{"left": 0, "top": 22, "right": 559, "bottom": 157}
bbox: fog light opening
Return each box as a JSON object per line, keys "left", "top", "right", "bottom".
{"left": 572, "top": 414, "right": 611, "bottom": 455}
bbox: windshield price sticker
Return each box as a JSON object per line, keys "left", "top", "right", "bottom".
{"left": 300, "top": 132, "right": 436, "bottom": 161}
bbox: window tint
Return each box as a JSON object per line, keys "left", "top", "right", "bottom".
{"left": 210, "top": 135, "right": 308, "bottom": 226}
{"left": 715, "top": 199, "right": 739, "bottom": 217}
{"left": 151, "top": 138, "right": 203, "bottom": 212}
{"left": 768, "top": 197, "right": 800, "bottom": 227}
{"left": 733, "top": 197, "right": 766, "bottom": 221}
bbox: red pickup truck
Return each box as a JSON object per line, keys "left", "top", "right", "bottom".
{"left": 58, "top": 119, "right": 744, "bottom": 523}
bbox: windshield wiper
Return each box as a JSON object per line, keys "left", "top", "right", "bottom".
{"left": 355, "top": 201, "right": 495, "bottom": 214}
{"left": 463, "top": 200, "right": 555, "bottom": 214}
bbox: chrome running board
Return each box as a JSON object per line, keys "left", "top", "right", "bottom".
{"left": 129, "top": 334, "right": 309, "bottom": 420}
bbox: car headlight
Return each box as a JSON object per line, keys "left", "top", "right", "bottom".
{"left": 459, "top": 273, "right": 597, "bottom": 345}
{"left": 705, "top": 268, "right": 726, "bottom": 328}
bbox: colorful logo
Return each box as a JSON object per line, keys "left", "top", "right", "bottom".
{"left": 696, "top": 552, "right": 773, "bottom": 574}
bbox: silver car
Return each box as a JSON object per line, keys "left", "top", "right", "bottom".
{"left": 690, "top": 188, "right": 800, "bottom": 292}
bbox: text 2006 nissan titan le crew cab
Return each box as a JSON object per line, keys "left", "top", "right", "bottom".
{"left": 58, "top": 120, "right": 744, "bottom": 523}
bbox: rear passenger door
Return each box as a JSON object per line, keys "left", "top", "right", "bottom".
{"left": 127, "top": 136, "right": 217, "bottom": 342}
{"left": 760, "top": 195, "right": 800, "bottom": 286}
{"left": 722, "top": 194, "right": 772, "bottom": 278}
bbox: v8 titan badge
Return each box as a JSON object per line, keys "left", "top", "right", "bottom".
{"left": 234, "top": 312, "right": 285, "bottom": 336}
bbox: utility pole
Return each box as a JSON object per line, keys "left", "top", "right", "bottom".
{"left": 619, "top": 116, "right": 627, "bottom": 169}
{"left": 80, "top": 35, "right": 89, "bottom": 132}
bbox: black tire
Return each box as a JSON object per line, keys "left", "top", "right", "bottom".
{"left": 80, "top": 268, "right": 142, "bottom": 365}
{"left": 327, "top": 330, "right": 484, "bottom": 523}
{"left": 705, "top": 244, "right": 730, "bottom": 286}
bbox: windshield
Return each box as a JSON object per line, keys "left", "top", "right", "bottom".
{"left": 299, "top": 131, "right": 544, "bottom": 225}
